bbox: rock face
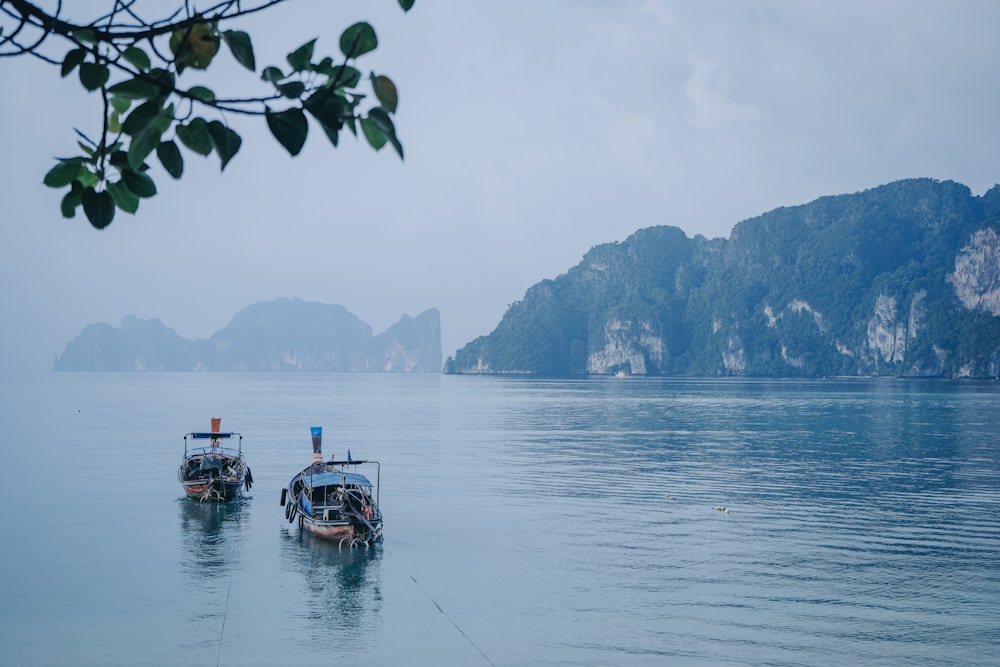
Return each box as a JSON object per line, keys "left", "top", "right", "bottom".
{"left": 366, "top": 310, "right": 442, "bottom": 372}
{"left": 949, "top": 228, "right": 1000, "bottom": 315}
{"left": 586, "top": 319, "right": 666, "bottom": 375}
{"left": 446, "top": 178, "right": 1000, "bottom": 378}
{"left": 54, "top": 299, "right": 442, "bottom": 372}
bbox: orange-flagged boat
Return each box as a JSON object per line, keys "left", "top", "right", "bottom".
{"left": 280, "top": 426, "right": 382, "bottom": 548}
{"left": 178, "top": 418, "right": 252, "bottom": 502}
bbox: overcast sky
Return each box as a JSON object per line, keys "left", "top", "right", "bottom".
{"left": 1, "top": 0, "right": 998, "bottom": 375}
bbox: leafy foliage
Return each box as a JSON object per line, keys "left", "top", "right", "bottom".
{"left": 1, "top": 0, "right": 414, "bottom": 229}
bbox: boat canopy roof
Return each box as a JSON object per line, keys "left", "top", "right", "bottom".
{"left": 304, "top": 471, "right": 372, "bottom": 489}
{"left": 188, "top": 432, "right": 237, "bottom": 439}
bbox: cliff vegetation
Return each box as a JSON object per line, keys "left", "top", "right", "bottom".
{"left": 446, "top": 179, "right": 1000, "bottom": 378}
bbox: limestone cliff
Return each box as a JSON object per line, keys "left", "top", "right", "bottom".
{"left": 447, "top": 179, "right": 1000, "bottom": 378}
{"left": 949, "top": 228, "right": 1000, "bottom": 315}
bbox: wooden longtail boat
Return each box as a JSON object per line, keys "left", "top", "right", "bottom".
{"left": 280, "top": 426, "right": 383, "bottom": 548}
{"left": 178, "top": 418, "right": 252, "bottom": 502}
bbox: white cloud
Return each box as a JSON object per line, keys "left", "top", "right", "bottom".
{"left": 604, "top": 110, "right": 661, "bottom": 178}
{"left": 633, "top": 0, "right": 674, "bottom": 27}
{"left": 684, "top": 56, "right": 759, "bottom": 128}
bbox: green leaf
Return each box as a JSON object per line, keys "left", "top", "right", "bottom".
{"left": 108, "top": 150, "right": 130, "bottom": 170}
{"left": 328, "top": 65, "right": 361, "bottom": 89}
{"left": 121, "top": 100, "right": 161, "bottom": 136}
{"left": 77, "top": 169, "right": 100, "bottom": 188}
{"left": 125, "top": 103, "right": 172, "bottom": 168}
{"left": 170, "top": 23, "right": 220, "bottom": 73}
{"left": 207, "top": 121, "right": 242, "bottom": 170}
{"left": 107, "top": 180, "right": 140, "bottom": 214}
{"left": 128, "top": 127, "right": 165, "bottom": 170}
{"left": 156, "top": 140, "right": 184, "bottom": 179}
{"left": 222, "top": 30, "right": 255, "bottom": 71}
{"left": 304, "top": 88, "right": 345, "bottom": 146}
{"left": 371, "top": 74, "right": 398, "bottom": 113}
{"left": 339, "top": 23, "right": 377, "bottom": 59}
{"left": 110, "top": 96, "right": 132, "bottom": 114}
{"left": 305, "top": 88, "right": 347, "bottom": 119}
{"left": 122, "top": 46, "right": 151, "bottom": 72}
{"left": 145, "top": 68, "right": 175, "bottom": 95}
{"left": 276, "top": 81, "right": 306, "bottom": 99}
{"left": 107, "top": 77, "right": 161, "bottom": 100}
{"left": 389, "top": 135, "right": 404, "bottom": 159}
{"left": 61, "top": 48, "right": 87, "bottom": 78}
{"left": 363, "top": 107, "right": 404, "bottom": 159}
{"left": 343, "top": 115, "right": 358, "bottom": 137}
{"left": 82, "top": 187, "right": 115, "bottom": 229}
{"left": 79, "top": 62, "right": 110, "bottom": 91}
{"left": 121, "top": 169, "right": 157, "bottom": 198}
{"left": 186, "top": 85, "right": 216, "bottom": 103}
{"left": 175, "top": 118, "right": 213, "bottom": 156}
{"left": 360, "top": 116, "right": 388, "bottom": 151}
{"left": 312, "top": 57, "right": 334, "bottom": 76}
{"left": 287, "top": 39, "right": 316, "bottom": 72}
{"left": 316, "top": 122, "right": 340, "bottom": 147}
{"left": 366, "top": 107, "right": 396, "bottom": 136}
{"left": 398, "top": 0, "right": 415, "bottom": 11}
{"left": 261, "top": 66, "right": 284, "bottom": 83}
{"left": 60, "top": 186, "right": 83, "bottom": 218}
{"left": 266, "top": 107, "right": 309, "bottom": 156}
{"left": 43, "top": 160, "right": 86, "bottom": 188}
{"left": 73, "top": 28, "right": 97, "bottom": 44}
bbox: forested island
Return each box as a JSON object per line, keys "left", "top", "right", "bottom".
{"left": 54, "top": 299, "right": 442, "bottom": 372}
{"left": 446, "top": 179, "right": 1000, "bottom": 378}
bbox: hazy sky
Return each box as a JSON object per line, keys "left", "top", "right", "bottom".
{"left": 2, "top": 0, "right": 998, "bottom": 375}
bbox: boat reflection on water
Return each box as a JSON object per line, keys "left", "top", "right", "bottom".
{"left": 178, "top": 498, "right": 249, "bottom": 580}
{"left": 176, "top": 499, "right": 251, "bottom": 652}
{"left": 279, "top": 528, "right": 382, "bottom": 637}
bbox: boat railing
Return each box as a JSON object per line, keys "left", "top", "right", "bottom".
{"left": 183, "top": 432, "right": 243, "bottom": 456}
{"left": 184, "top": 446, "right": 243, "bottom": 459}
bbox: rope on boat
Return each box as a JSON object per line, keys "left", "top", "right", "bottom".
{"left": 404, "top": 570, "right": 497, "bottom": 667}
{"left": 211, "top": 500, "right": 242, "bottom": 666}
{"left": 216, "top": 581, "right": 232, "bottom": 667}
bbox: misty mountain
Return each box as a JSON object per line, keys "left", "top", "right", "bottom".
{"left": 54, "top": 298, "right": 442, "bottom": 372}
{"left": 445, "top": 178, "right": 1000, "bottom": 378}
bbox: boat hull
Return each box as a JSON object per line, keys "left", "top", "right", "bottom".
{"left": 181, "top": 478, "right": 244, "bottom": 502}
{"left": 300, "top": 519, "right": 355, "bottom": 543}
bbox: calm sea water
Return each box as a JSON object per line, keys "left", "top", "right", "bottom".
{"left": 1, "top": 373, "right": 998, "bottom": 666}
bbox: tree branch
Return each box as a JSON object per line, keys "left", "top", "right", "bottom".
{"left": 2, "top": 0, "right": 292, "bottom": 43}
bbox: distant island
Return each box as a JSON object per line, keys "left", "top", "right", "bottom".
{"left": 446, "top": 178, "right": 1000, "bottom": 379}
{"left": 54, "top": 298, "right": 442, "bottom": 372}
{"left": 56, "top": 179, "right": 1000, "bottom": 378}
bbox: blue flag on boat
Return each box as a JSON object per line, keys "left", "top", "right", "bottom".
{"left": 310, "top": 426, "right": 323, "bottom": 460}
{"left": 347, "top": 449, "right": 353, "bottom": 462}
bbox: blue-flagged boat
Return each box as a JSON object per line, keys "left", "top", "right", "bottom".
{"left": 280, "top": 426, "right": 383, "bottom": 548}
{"left": 178, "top": 418, "right": 252, "bottom": 502}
